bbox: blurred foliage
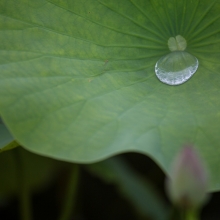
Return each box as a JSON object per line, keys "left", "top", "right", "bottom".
{"left": 0, "top": 148, "right": 219, "bottom": 219}
{"left": 0, "top": 147, "right": 62, "bottom": 197}
{"left": 85, "top": 158, "right": 169, "bottom": 220}
{"left": 0, "top": 118, "right": 18, "bottom": 152}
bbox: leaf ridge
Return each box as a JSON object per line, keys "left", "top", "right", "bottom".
{"left": 98, "top": 0, "right": 166, "bottom": 41}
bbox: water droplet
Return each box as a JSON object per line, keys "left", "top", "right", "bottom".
{"left": 155, "top": 35, "right": 198, "bottom": 85}
{"left": 168, "top": 35, "right": 187, "bottom": 52}
{"left": 155, "top": 51, "right": 199, "bottom": 85}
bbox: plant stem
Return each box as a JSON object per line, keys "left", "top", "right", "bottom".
{"left": 14, "top": 148, "right": 32, "bottom": 220}
{"left": 58, "top": 164, "right": 80, "bottom": 220}
{"left": 185, "top": 209, "right": 200, "bottom": 220}
{"left": 19, "top": 184, "right": 32, "bottom": 220}
{"left": 181, "top": 209, "right": 200, "bottom": 220}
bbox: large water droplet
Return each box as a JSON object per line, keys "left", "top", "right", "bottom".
{"left": 155, "top": 51, "right": 199, "bottom": 86}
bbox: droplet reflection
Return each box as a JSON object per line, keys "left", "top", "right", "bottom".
{"left": 155, "top": 51, "right": 199, "bottom": 86}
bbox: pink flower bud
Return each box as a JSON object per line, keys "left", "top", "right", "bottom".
{"left": 166, "top": 146, "right": 209, "bottom": 209}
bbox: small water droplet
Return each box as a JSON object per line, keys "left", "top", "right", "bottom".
{"left": 155, "top": 51, "right": 199, "bottom": 86}
{"left": 168, "top": 35, "right": 187, "bottom": 51}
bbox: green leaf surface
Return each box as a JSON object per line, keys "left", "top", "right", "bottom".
{"left": 0, "top": 0, "right": 220, "bottom": 190}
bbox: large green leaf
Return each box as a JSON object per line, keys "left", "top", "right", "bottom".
{"left": 0, "top": 0, "right": 220, "bottom": 190}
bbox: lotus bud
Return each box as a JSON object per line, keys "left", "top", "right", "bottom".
{"left": 166, "top": 146, "right": 209, "bottom": 210}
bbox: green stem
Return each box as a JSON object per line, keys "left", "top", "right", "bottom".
{"left": 180, "top": 209, "right": 200, "bottom": 220}
{"left": 58, "top": 164, "right": 80, "bottom": 220}
{"left": 14, "top": 148, "right": 32, "bottom": 220}
{"left": 19, "top": 185, "right": 32, "bottom": 220}
{"left": 185, "top": 209, "right": 200, "bottom": 220}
